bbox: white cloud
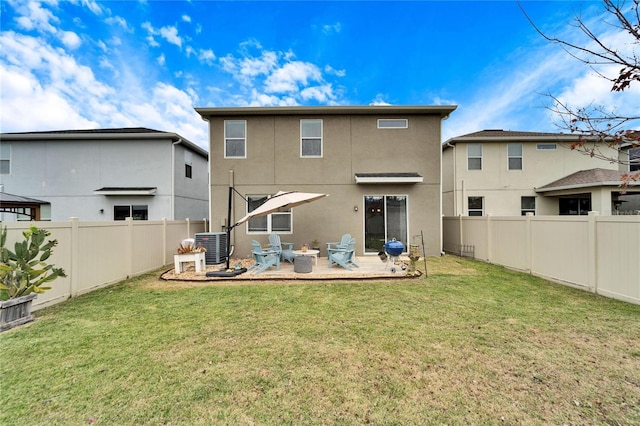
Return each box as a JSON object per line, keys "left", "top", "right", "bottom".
{"left": 81, "top": 0, "right": 104, "bottom": 15}
{"left": 60, "top": 30, "right": 81, "bottom": 49}
{"left": 105, "top": 16, "right": 130, "bottom": 31}
{"left": 13, "top": 0, "right": 59, "bottom": 33}
{"left": 182, "top": 14, "right": 191, "bottom": 23}
{"left": 264, "top": 61, "right": 322, "bottom": 93}
{"left": 322, "top": 22, "right": 341, "bottom": 34}
{"left": 157, "top": 53, "right": 166, "bottom": 66}
{"left": 197, "top": 49, "right": 216, "bottom": 66}
{"left": 159, "top": 25, "right": 182, "bottom": 47}
{"left": 142, "top": 21, "right": 183, "bottom": 48}
{"left": 0, "top": 30, "right": 209, "bottom": 149}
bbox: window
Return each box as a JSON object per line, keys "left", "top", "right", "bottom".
{"left": 559, "top": 196, "right": 591, "bottom": 215}
{"left": 300, "top": 119, "right": 322, "bottom": 157}
{"left": 537, "top": 143, "right": 557, "bottom": 150}
{"left": 0, "top": 143, "right": 10, "bottom": 174}
{"left": 247, "top": 195, "right": 292, "bottom": 233}
{"left": 521, "top": 196, "right": 536, "bottom": 215}
{"left": 508, "top": 144, "right": 523, "bottom": 170}
{"left": 114, "top": 205, "right": 148, "bottom": 220}
{"left": 467, "top": 144, "right": 482, "bottom": 170}
{"left": 468, "top": 196, "right": 484, "bottom": 216}
{"left": 185, "top": 151, "right": 193, "bottom": 178}
{"left": 224, "top": 120, "right": 246, "bottom": 158}
{"left": 377, "top": 119, "right": 408, "bottom": 129}
{"left": 630, "top": 147, "right": 640, "bottom": 172}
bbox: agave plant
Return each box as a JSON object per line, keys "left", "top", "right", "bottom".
{"left": 0, "top": 225, "right": 67, "bottom": 301}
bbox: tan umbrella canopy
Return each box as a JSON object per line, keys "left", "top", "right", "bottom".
{"left": 234, "top": 190, "right": 328, "bottom": 227}
{"left": 223, "top": 190, "right": 328, "bottom": 269}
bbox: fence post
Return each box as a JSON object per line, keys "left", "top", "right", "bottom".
{"left": 70, "top": 217, "right": 80, "bottom": 297}
{"left": 588, "top": 211, "right": 599, "bottom": 294}
{"left": 126, "top": 217, "right": 133, "bottom": 278}
{"left": 458, "top": 215, "right": 463, "bottom": 255}
{"left": 162, "top": 218, "right": 167, "bottom": 266}
{"left": 525, "top": 213, "right": 533, "bottom": 273}
{"left": 486, "top": 214, "right": 492, "bottom": 262}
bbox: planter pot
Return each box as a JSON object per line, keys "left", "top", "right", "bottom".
{"left": 0, "top": 293, "right": 37, "bottom": 332}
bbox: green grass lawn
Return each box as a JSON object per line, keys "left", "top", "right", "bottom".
{"left": 1, "top": 256, "right": 639, "bottom": 425}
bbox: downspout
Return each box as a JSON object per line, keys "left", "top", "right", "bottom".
{"left": 171, "top": 138, "right": 183, "bottom": 220}
{"left": 445, "top": 141, "right": 457, "bottom": 215}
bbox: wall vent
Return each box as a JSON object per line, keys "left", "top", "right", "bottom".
{"left": 195, "top": 232, "right": 228, "bottom": 265}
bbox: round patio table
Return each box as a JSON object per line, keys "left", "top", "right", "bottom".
{"left": 292, "top": 249, "right": 319, "bottom": 266}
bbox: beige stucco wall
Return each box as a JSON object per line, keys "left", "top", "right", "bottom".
{"left": 443, "top": 140, "right": 620, "bottom": 216}
{"left": 206, "top": 112, "right": 447, "bottom": 257}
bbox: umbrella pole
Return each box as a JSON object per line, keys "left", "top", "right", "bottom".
{"left": 226, "top": 185, "right": 233, "bottom": 269}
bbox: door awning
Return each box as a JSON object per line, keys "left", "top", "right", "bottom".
{"left": 354, "top": 173, "right": 423, "bottom": 184}
{"left": 94, "top": 187, "right": 157, "bottom": 195}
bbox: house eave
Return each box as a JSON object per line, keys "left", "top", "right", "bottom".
{"left": 195, "top": 105, "right": 457, "bottom": 120}
{"left": 94, "top": 187, "right": 158, "bottom": 196}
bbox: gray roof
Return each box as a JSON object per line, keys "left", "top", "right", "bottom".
{"left": 0, "top": 192, "right": 49, "bottom": 205}
{"left": 444, "top": 129, "right": 585, "bottom": 147}
{"left": 536, "top": 168, "right": 640, "bottom": 192}
{"left": 0, "top": 127, "right": 208, "bottom": 158}
{"left": 195, "top": 105, "right": 457, "bottom": 118}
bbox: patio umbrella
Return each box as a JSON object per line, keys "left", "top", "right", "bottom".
{"left": 224, "top": 189, "right": 328, "bottom": 269}
{"left": 233, "top": 190, "right": 328, "bottom": 227}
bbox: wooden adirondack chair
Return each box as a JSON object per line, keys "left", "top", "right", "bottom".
{"left": 248, "top": 240, "right": 280, "bottom": 274}
{"left": 268, "top": 233, "right": 295, "bottom": 264}
{"left": 326, "top": 233, "right": 352, "bottom": 251}
{"left": 327, "top": 237, "right": 359, "bottom": 270}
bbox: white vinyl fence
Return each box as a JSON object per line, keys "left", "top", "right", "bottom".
{"left": 443, "top": 213, "right": 640, "bottom": 305}
{"left": 2, "top": 218, "right": 207, "bottom": 310}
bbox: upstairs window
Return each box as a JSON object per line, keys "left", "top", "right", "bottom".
{"left": 521, "top": 196, "right": 536, "bottom": 215}
{"left": 537, "top": 143, "right": 557, "bottom": 150}
{"left": 185, "top": 151, "right": 193, "bottom": 179}
{"left": 377, "top": 119, "right": 408, "bottom": 129}
{"left": 467, "top": 144, "right": 482, "bottom": 170}
{"left": 508, "top": 143, "right": 523, "bottom": 170}
{"left": 224, "top": 120, "right": 246, "bottom": 158}
{"left": 0, "top": 143, "right": 10, "bottom": 174}
{"left": 630, "top": 147, "right": 640, "bottom": 172}
{"left": 247, "top": 195, "right": 292, "bottom": 233}
{"left": 300, "top": 119, "right": 322, "bottom": 157}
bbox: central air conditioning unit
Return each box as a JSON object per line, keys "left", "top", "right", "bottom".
{"left": 195, "top": 232, "right": 228, "bottom": 265}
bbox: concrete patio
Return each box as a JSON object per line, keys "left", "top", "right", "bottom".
{"left": 162, "top": 254, "right": 422, "bottom": 282}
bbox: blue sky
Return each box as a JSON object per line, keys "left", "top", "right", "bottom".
{"left": 1, "top": 0, "right": 638, "bottom": 150}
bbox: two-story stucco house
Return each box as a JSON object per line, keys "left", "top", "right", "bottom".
{"left": 195, "top": 105, "right": 457, "bottom": 258}
{"left": 0, "top": 128, "right": 209, "bottom": 221}
{"left": 442, "top": 130, "right": 640, "bottom": 216}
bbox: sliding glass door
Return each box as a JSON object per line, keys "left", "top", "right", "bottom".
{"left": 364, "top": 195, "right": 408, "bottom": 253}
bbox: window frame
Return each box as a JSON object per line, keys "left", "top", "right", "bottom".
{"left": 300, "top": 119, "right": 323, "bottom": 158}
{"left": 629, "top": 147, "right": 640, "bottom": 172}
{"left": 246, "top": 194, "right": 293, "bottom": 234}
{"left": 521, "top": 196, "right": 536, "bottom": 215}
{"left": 467, "top": 144, "right": 483, "bottom": 171}
{"left": 185, "top": 151, "right": 193, "bottom": 179}
{"left": 508, "top": 143, "right": 523, "bottom": 171}
{"left": 0, "top": 143, "right": 10, "bottom": 175}
{"left": 377, "top": 119, "right": 408, "bottom": 129}
{"left": 224, "top": 120, "right": 247, "bottom": 159}
{"left": 536, "top": 143, "right": 557, "bottom": 150}
{"left": 468, "top": 196, "right": 484, "bottom": 216}
{"left": 114, "top": 205, "right": 149, "bottom": 221}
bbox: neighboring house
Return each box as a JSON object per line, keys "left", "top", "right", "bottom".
{"left": 442, "top": 130, "right": 640, "bottom": 216}
{"left": 0, "top": 128, "right": 209, "bottom": 221}
{"left": 195, "top": 105, "right": 457, "bottom": 257}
